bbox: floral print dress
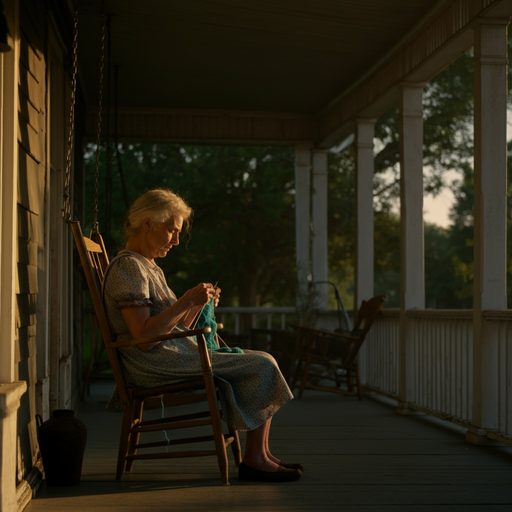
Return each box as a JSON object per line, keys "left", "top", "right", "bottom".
{"left": 103, "top": 250, "right": 293, "bottom": 431}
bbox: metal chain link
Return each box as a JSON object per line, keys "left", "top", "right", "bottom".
{"left": 61, "top": 0, "right": 79, "bottom": 221}
{"left": 91, "top": 2, "right": 107, "bottom": 236}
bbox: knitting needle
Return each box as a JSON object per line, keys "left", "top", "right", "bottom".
{"left": 191, "top": 282, "right": 218, "bottom": 329}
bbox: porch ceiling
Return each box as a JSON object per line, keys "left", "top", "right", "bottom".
{"left": 78, "top": 0, "right": 435, "bottom": 115}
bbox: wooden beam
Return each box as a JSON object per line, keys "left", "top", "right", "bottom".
{"left": 318, "top": 0, "right": 512, "bottom": 148}
{"left": 84, "top": 107, "right": 317, "bottom": 145}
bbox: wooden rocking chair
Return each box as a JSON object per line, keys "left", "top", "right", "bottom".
{"left": 71, "top": 221, "right": 242, "bottom": 485}
{"left": 290, "top": 295, "right": 387, "bottom": 400}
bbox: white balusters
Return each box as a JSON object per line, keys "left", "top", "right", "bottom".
{"left": 362, "top": 310, "right": 474, "bottom": 427}
{"left": 483, "top": 311, "right": 512, "bottom": 443}
{"left": 364, "top": 310, "right": 400, "bottom": 397}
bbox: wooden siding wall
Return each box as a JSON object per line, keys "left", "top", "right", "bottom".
{"left": 16, "top": 0, "right": 47, "bottom": 485}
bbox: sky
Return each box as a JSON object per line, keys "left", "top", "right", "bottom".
{"left": 423, "top": 170, "right": 458, "bottom": 228}
{"left": 422, "top": 110, "right": 512, "bottom": 228}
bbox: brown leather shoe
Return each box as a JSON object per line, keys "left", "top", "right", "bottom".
{"left": 238, "top": 462, "right": 303, "bottom": 482}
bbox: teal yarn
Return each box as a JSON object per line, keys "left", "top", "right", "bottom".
{"left": 197, "top": 299, "right": 243, "bottom": 354}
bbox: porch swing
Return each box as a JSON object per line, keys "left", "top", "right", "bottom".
{"left": 62, "top": 1, "right": 241, "bottom": 484}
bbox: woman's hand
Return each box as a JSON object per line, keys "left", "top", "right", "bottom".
{"left": 180, "top": 283, "right": 217, "bottom": 308}
{"left": 122, "top": 283, "right": 218, "bottom": 350}
{"left": 177, "top": 283, "right": 218, "bottom": 328}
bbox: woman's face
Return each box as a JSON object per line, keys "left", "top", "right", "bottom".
{"left": 146, "top": 214, "right": 183, "bottom": 260}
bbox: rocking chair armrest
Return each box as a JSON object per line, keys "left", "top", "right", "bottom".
{"left": 109, "top": 327, "right": 212, "bottom": 349}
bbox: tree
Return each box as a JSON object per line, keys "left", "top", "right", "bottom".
{"left": 444, "top": 148, "right": 512, "bottom": 310}
{"left": 84, "top": 144, "right": 297, "bottom": 307}
{"left": 327, "top": 146, "right": 355, "bottom": 308}
{"left": 372, "top": 50, "right": 474, "bottom": 211}
{"left": 324, "top": 49, "right": 477, "bottom": 310}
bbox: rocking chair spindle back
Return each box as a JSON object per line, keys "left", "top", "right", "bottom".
{"left": 290, "top": 295, "right": 387, "bottom": 400}
{"left": 70, "top": 221, "right": 241, "bottom": 484}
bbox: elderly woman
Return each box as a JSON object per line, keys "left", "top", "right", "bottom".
{"left": 103, "top": 188, "right": 302, "bottom": 482}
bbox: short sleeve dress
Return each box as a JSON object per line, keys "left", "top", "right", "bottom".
{"left": 103, "top": 250, "right": 293, "bottom": 431}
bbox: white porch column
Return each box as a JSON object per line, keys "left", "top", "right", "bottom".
{"left": 397, "top": 83, "right": 425, "bottom": 414}
{"left": 355, "top": 119, "right": 376, "bottom": 385}
{"left": 467, "top": 19, "right": 509, "bottom": 445}
{"left": 0, "top": 382, "right": 27, "bottom": 511}
{"left": 295, "top": 144, "right": 312, "bottom": 296}
{"left": 0, "top": 2, "right": 27, "bottom": 510}
{"left": 0, "top": 0, "right": 19, "bottom": 385}
{"left": 312, "top": 149, "right": 329, "bottom": 309}
{"left": 355, "top": 119, "right": 376, "bottom": 307}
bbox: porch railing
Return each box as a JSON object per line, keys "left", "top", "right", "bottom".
{"left": 363, "top": 309, "right": 401, "bottom": 398}
{"left": 215, "top": 307, "right": 295, "bottom": 335}
{"left": 483, "top": 310, "right": 512, "bottom": 443}
{"left": 357, "top": 310, "right": 473, "bottom": 427}
{"left": 215, "top": 305, "right": 512, "bottom": 446}
{"left": 405, "top": 310, "right": 473, "bottom": 427}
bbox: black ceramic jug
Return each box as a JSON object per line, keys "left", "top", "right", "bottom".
{"left": 36, "top": 409, "right": 87, "bottom": 486}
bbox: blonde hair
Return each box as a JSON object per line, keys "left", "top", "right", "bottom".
{"left": 124, "top": 188, "right": 193, "bottom": 239}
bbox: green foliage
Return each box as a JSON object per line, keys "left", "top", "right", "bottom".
{"left": 326, "top": 147, "right": 355, "bottom": 309}
{"left": 444, "top": 162, "right": 474, "bottom": 308}
{"left": 372, "top": 51, "right": 474, "bottom": 211}
{"left": 325, "top": 47, "right": 481, "bottom": 310}
{"left": 84, "top": 144, "right": 296, "bottom": 307}
{"left": 423, "top": 52, "right": 474, "bottom": 176}
{"left": 374, "top": 211, "right": 401, "bottom": 307}
{"left": 323, "top": 49, "right": 478, "bottom": 310}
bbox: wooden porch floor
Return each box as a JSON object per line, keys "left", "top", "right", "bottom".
{"left": 26, "top": 381, "right": 512, "bottom": 512}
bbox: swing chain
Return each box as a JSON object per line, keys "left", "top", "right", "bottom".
{"left": 61, "top": 0, "right": 79, "bottom": 222}
{"left": 92, "top": 2, "right": 107, "bottom": 236}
